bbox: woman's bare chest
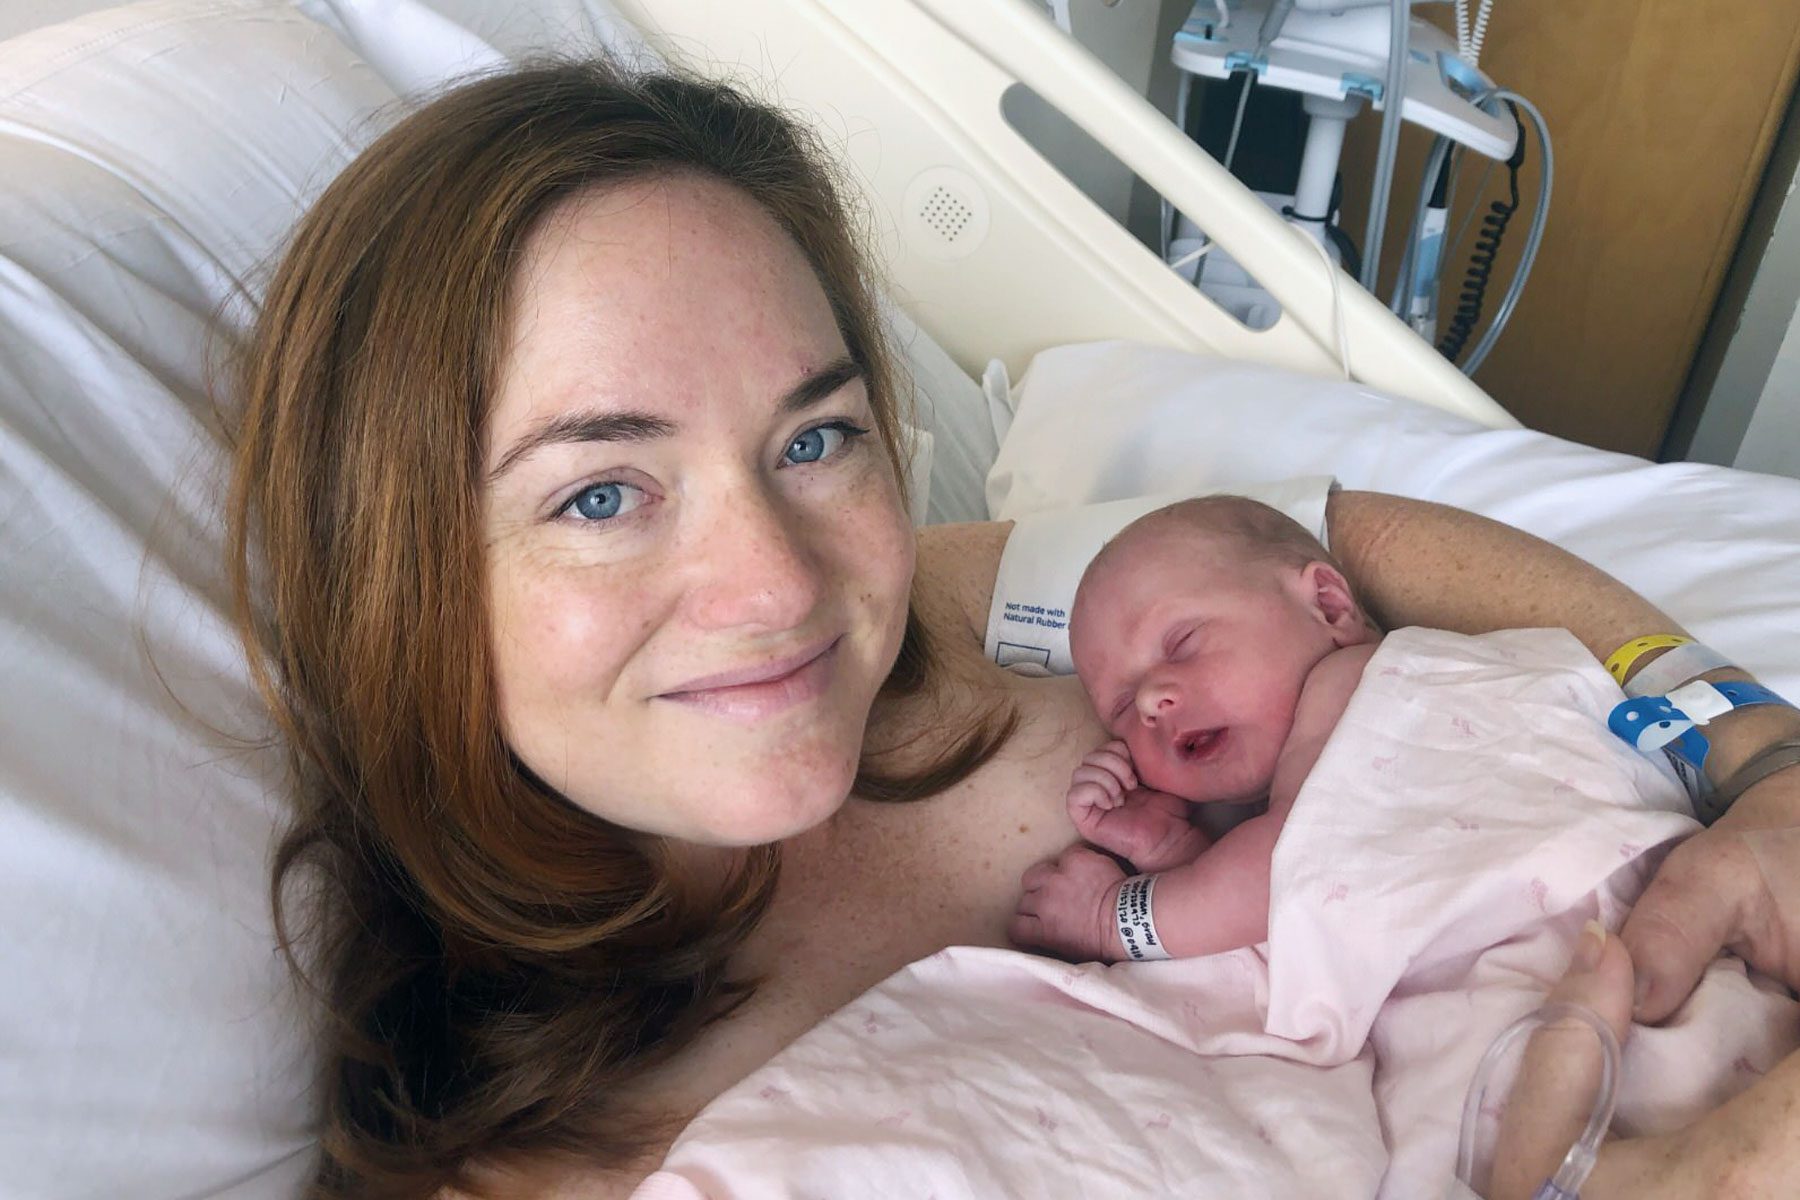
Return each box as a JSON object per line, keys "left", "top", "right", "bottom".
{"left": 648, "top": 674, "right": 1105, "bottom": 1115}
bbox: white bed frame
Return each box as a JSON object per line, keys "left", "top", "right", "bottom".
{"left": 619, "top": 0, "right": 1516, "bottom": 429}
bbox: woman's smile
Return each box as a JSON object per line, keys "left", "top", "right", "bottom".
{"left": 657, "top": 635, "right": 841, "bottom": 723}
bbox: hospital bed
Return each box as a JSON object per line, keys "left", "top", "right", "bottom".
{"left": 1, "top": 2, "right": 1796, "bottom": 1197}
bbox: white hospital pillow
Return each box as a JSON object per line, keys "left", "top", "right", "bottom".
{"left": 989, "top": 340, "right": 1800, "bottom": 698}
{"left": 0, "top": 3, "right": 394, "bottom": 1197}
{"left": 883, "top": 297, "right": 998, "bottom": 523}
{"left": 0, "top": 2, "right": 976, "bottom": 1197}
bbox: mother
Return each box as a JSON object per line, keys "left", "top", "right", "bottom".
{"left": 227, "top": 62, "right": 1800, "bottom": 1198}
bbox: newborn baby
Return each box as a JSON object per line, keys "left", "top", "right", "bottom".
{"left": 1010, "top": 495, "right": 1380, "bottom": 962}
{"left": 1002, "top": 496, "right": 1798, "bottom": 1193}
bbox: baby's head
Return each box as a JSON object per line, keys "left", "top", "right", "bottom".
{"left": 1069, "top": 496, "right": 1374, "bottom": 804}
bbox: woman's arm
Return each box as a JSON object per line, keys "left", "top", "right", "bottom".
{"left": 1326, "top": 489, "right": 1800, "bottom": 1014}
{"left": 1323, "top": 490, "right": 1677, "bottom": 660}
{"left": 1327, "top": 490, "right": 1800, "bottom": 787}
{"left": 1332, "top": 489, "right": 1800, "bottom": 1199}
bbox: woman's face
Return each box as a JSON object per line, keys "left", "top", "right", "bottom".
{"left": 482, "top": 174, "right": 914, "bottom": 847}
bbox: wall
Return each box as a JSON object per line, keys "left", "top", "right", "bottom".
{"left": 0, "top": 1, "right": 116, "bottom": 41}
{"left": 1733, "top": 306, "right": 1800, "bottom": 478}
{"left": 1673, "top": 84, "right": 1800, "bottom": 480}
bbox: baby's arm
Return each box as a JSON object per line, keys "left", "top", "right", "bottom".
{"left": 1125, "top": 810, "right": 1280, "bottom": 957}
{"left": 1012, "top": 812, "right": 1278, "bottom": 962}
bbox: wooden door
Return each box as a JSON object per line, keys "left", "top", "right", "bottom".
{"left": 1338, "top": 2, "right": 1800, "bottom": 457}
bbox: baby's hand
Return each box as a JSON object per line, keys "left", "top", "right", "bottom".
{"left": 1066, "top": 739, "right": 1139, "bottom": 827}
{"left": 1083, "top": 788, "right": 1211, "bottom": 873}
{"left": 1068, "top": 741, "right": 1206, "bottom": 871}
{"left": 1010, "top": 844, "right": 1126, "bottom": 963}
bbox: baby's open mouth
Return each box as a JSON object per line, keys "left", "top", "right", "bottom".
{"left": 1175, "top": 727, "right": 1226, "bottom": 761}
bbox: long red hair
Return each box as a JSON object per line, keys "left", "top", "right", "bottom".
{"left": 226, "top": 60, "right": 1009, "bottom": 1198}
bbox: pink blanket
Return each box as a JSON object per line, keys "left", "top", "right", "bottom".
{"left": 636, "top": 629, "right": 1799, "bottom": 1199}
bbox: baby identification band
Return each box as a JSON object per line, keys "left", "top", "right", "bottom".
{"left": 1115, "top": 875, "right": 1170, "bottom": 961}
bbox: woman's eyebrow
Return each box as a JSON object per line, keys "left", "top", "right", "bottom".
{"left": 488, "top": 411, "right": 673, "bottom": 481}
{"left": 488, "top": 357, "right": 863, "bottom": 482}
{"left": 779, "top": 355, "right": 862, "bottom": 413}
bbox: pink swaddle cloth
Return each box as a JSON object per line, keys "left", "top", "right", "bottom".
{"left": 636, "top": 943, "right": 1388, "bottom": 1198}
{"left": 637, "top": 629, "right": 1800, "bottom": 1199}
{"left": 1266, "top": 626, "right": 1800, "bottom": 1196}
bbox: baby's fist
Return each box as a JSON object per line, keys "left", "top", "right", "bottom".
{"left": 1010, "top": 844, "right": 1126, "bottom": 962}
{"left": 1066, "top": 740, "right": 1139, "bottom": 831}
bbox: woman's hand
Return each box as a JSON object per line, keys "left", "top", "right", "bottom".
{"left": 1493, "top": 923, "right": 1800, "bottom": 1200}
{"left": 1621, "top": 767, "right": 1800, "bottom": 1022}
{"left": 1495, "top": 714, "right": 1800, "bottom": 1199}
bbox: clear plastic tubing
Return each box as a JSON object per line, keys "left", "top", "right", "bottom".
{"left": 1454, "top": 1002, "right": 1620, "bottom": 1200}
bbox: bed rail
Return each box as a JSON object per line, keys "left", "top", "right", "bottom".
{"left": 619, "top": 0, "right": 1517, "bottom": 429}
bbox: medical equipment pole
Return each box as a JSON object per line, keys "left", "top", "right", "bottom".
{"left": 1293, "top": 95, "right": 1360, "bottom": 247}
{"left": 1358, "top": 0, "right": 1410, "bottom": 291}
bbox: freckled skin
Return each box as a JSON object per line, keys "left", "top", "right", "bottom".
{"left": 482, "top": 175, "right": 914, "bottom": 847}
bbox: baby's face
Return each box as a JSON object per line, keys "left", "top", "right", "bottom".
{"left": 1070, "top": 530, "right": 1342, "bottom": 803}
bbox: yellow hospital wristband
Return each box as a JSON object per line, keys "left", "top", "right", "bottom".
{"left": 1604, "top": 634, "right": 1693, "bottom": 686}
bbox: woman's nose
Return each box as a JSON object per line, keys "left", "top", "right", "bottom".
{"left": 682, "top": 484, "right": 824, "bottom": 633}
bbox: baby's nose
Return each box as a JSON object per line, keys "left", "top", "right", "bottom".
{"left": 1137, "top": 681, "right": 1180, "bottom": 720}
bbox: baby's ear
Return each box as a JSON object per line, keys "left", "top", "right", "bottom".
{"left": 1301, "top": 561, "right": 1366, "bottom": 642}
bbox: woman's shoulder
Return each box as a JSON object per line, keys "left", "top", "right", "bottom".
{"left": 912, "top": 519, "right": 1013, "bottom": 651}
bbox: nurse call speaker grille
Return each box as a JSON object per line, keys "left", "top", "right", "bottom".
{"left": 903, "top": 166, "right": 990, "bottom": 261}
{"left": 923, "top": 186, "right": 969, "bottom": 238}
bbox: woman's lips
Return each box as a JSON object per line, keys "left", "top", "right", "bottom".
{"left": 1175, "top": 727, "right": 1227, "bottom": 762}
{"left": 658, "top": 637, "right": 840, "bottom": 723}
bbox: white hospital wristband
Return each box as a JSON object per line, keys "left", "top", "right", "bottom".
{"left": 1623, "top": 640, "right": 1734, "bottom": 699}
{"left": 1115, "top": 875, "right": 1172, "bottom": 962}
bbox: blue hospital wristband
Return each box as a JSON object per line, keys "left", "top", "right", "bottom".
{"left": 1609, "top": 679, "right": 1796, "bottom": 824}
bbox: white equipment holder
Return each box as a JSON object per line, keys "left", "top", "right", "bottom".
{"left": 1172, "top": 0, "right": 1515, "bottom": 160}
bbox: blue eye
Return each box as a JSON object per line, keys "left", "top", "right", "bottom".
{"left": 562, "top": 481, "right": 645, "bottom": 523}
{"left": 783, "top": 421, "right": 867, "bottom": 466}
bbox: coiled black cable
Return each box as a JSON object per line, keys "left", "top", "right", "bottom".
{"left": 1438, "top": 104, "right": 1527, "bottom": 365}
